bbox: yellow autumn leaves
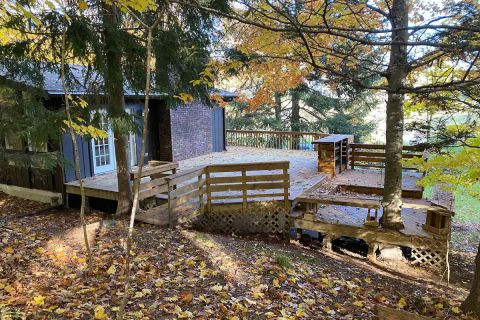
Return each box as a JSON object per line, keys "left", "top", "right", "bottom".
{"left": 62, "top": 96, "right": 108, "bottom": 140}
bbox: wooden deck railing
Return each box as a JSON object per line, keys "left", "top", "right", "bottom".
{"left": 135, "top": 161, "right": 291, "bottom": 228}
{"left": 350, "top": 144, "right": 424, "bottom": 170}
{"left": 226, "top": 130, "right": 328, "bottom": 150}
{"left": 206, "top": 161, "right": 290, "bottom": 211}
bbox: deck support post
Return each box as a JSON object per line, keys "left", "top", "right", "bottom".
{"left": 65, "top": 193, "right": 70, "bottom": 208}
{"left": 323, "top": 233, "right": 336, "bottom": 251}
{"left": 85, "top": 196, "right": 91, "bottom": 213}
{"left": 367, "top": 242, "right": 380, "bottom": 261}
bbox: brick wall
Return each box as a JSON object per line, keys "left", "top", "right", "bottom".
{"left": 170, "top": 102, "right": 213, "bottom": 161}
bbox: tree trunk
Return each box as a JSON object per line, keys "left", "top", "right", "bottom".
{"left": 291, "top": 90, "right": 300, "bottom": 132}
{"left": 274, "top": 92, "right": 282, "bottom": 123}
{"left": 461, "top": 240, "right": 480, "bottom": 317}
{"left": 290, "top": 89, "right": 301, "bottom": 150}
{"left": 102, "top": 3, "right": 132, "bottom": 215}
{"left": 381, "top": 0, "right": 408, "bottom": 230}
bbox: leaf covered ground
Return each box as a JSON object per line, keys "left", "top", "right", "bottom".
{"left": 0, "top": 192, "right": 477, "bottom": 319}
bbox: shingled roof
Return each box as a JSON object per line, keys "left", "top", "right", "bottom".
{"left": 0, "top": 62, "right": 235, "bottom": 99}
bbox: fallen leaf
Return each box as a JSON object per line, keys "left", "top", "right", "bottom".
{"left": 181, "top": 292, "right": 193, "bottom": 303}
{"left": 397, "top": 297, "right": 407, "bottom": 308}
{"left": 36, "top": 247, "right": 46, "bottom": 254}
{"left": 211, "top": 284, "right": 223, "bottom": 292}
{"left": 106, "top": 265, "right": 116, "bottom": 275}
{"left": 353, "top": 300, "right": 364, "bottom": 307}
{"left": 94, "top": 305, "right": 107, "bottom": 319}
{"left": 32, "top": 295, "right": 45, "bottom": 306}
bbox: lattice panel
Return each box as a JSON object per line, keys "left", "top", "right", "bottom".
{"left": 411, "top": 237, "right": 448, "bottom": 269}
{"left": 193, "top": 204, "right": 290, "bottom": 235}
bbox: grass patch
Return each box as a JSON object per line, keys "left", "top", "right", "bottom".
{"left": 275, "top": 254, "right": 293, "bottom": 269}
{"left": 451, "top": 229, "right": 480, "bottom": 247}
{"left": 194, "top": 232, "right": 208, "bottom": 241}
{"left": 454, "top": 185, "right": 480, "bottom": 224}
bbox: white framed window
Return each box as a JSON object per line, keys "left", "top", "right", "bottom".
{"left": 91, "top": 112, "right": 116, "bottom": 175}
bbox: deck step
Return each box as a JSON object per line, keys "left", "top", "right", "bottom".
{"left": 135, "top": 212, "right": 169, "bottom": 226}
{"left": 135, "top": 203, "right": 204, "bottom": 226}
{"left": 155, "top": 193, "right": 168, "bottom": 200}
{"left": 135, "top": 204, "right": 169, "bottom": 226}
{"left": 297, "top": 194, "right": 381, "bottom": 208}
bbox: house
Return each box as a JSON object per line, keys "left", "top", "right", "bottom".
{"left": 0, "top": 64, "right": 234, "bottom": 204}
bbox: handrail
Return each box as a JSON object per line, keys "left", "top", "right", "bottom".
{"left": 349, "top": 143, "right": 424, "bottom": 152}
{"left": 227, "top": 129, "right": 327, "bottom": 135}
{"left": 350, "top": 144, "right": 424, "bottom": 170}
{"left": 226, "top": 129, "right": 328, "bottom": 150}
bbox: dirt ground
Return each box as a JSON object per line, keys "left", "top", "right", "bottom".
{"left": 0, "top": 192, "right": 477, "bottom": 319}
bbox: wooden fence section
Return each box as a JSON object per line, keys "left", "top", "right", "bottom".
{"left": 226, "top": 130, "right": 328, "bottom": 150}
{"left": 0, "top": 151, "right": 64, "bottom": 193}
{"left": 350, "top": 144, "right": 424, "bottom": 170}
{"left": 166, "top": 167, "right": 207, "bottom": 228}
{"left": 136, "top": 161, "right": 178, "bottom": 201}
{"left": 196, "top": 161, "right": 291, "bottom": 235}
{"left": 205, "top": 161, "right": 290, "bottom": 211}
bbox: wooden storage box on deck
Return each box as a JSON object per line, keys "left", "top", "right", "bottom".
{"left": 422, "top": 209, "right": 450, "bottom": 235}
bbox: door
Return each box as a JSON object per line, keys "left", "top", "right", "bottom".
{"left": 212, "top": 107, "right": 225, "bottom": 152}
{"left": 125, "top": 107, "right": 137, "bottom": 166}
{"left": 91, "top": 125, "right": 116, "bottom": 175}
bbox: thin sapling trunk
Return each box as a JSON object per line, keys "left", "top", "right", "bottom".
{"left": 60, "top": 25, "right": 93, "bottom": 275}
{"left": 118, "top": 8, "right": 163, "bottom": 315}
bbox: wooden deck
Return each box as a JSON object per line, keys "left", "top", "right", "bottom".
{"left": 293, "top": 167, "right": 451, "bottom": 267}
{"left": 65, "top": 148, "right": 329, "bottom": 203}
{"left": 293, "top": 201, "right": 432, "bottom": 238}
{"left": 64, "top": 146, "right": 451, "bottom": 267}
{"left": 65, "top": 172, "right": 120, "bottom": 201}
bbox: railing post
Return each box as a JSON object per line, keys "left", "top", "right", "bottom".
{"left": 168, "top": 180, "right": 174, "bottom": 228}
{"left": 198, "top": 173, "right": 204, "bottom": 213}
{"left": 283, "top": 166, "right": 289, "bottom": 210}
{"left": 350, "top": 145, "right": 355, "bottom": 170}
{"left": 241, "top": 169, "right": 247, "bottom": 211}
{"left": 339, "top": 140, "right": 343, "bottom": 173}
{"left": 206, "top": 168, "right": 211, "bottom": 213}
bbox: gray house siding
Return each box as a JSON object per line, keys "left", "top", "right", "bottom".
{"left": 61, "top": 134, "right": 93, "bottom": 182}
{"left": 62, "top": 100, "right": 226, "bottom": 181}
